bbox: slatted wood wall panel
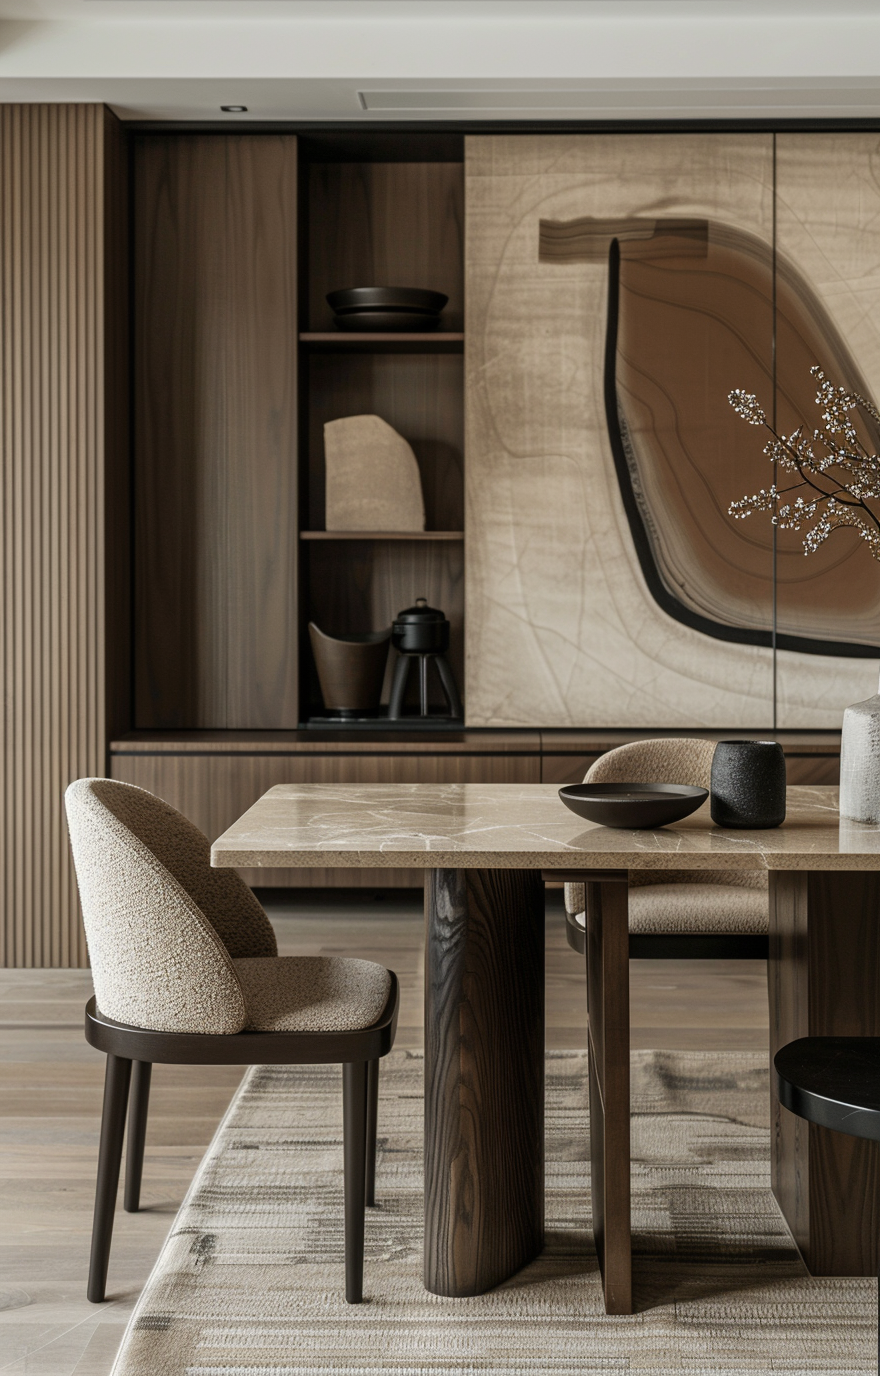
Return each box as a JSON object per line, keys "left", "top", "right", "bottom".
{"left": 0, "top": 105, "right": 127, "bottom": 966}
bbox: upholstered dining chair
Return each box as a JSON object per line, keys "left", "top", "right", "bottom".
{"left": 563, "top": 739, "right": 770, "bottom": 960}
{"left": 65, "top": 778, "right": 399, "bottom": 1307}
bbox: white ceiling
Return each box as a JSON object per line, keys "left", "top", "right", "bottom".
{"left": 2, "top": 1, "right": 880, "bottom": 121}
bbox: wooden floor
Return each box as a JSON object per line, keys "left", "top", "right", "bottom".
{"left": 0, "top": 890, "right": 769, "bottom": 1375}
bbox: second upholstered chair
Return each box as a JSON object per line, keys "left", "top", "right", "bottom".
{"left": 563, "top": 739, "right": 769, "bottom": 957}
{"left": 65, "top": 778, "right": 398, "bottom": 1306}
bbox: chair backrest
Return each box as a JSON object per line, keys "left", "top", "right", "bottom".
{"left": 65, "top": 779, "right": 277, "bottom": 1034}
{"left": 584, "top": 738, "right": 766, "bottom": 890}
{"left": 585, "top": 738, "right": 716, "bottom": 789}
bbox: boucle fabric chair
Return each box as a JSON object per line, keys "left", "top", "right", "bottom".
{"left": 564, "top": 739, "right": 769, "bottom": 952}
{"left": 65, "top": 778, "right": 398, "bottom": 1306}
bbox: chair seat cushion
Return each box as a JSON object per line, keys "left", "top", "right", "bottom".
{"left": 573, "top": 883, "right": 769, "bottom": 935}
{"left": 235, "top": 956, "right": 392, "bottom": 1033}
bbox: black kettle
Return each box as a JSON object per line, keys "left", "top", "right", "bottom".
{"left": 388, "top": 599, "right": 462, "bottom": 720}
{"left": 391, "top": 599, "right": 450, "bottom": 655}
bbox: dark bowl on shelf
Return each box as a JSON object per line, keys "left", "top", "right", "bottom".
{"left": 333, "top": 310, "right": 441, "bottom": 333}
{"left": 327, "top": 286, "right": 448, "bottom": 313}
{"left": 332, "top": 303, "right": 442, "bottom": 318}
{"left": 558, "top": 782, "right": 709, "bottom": 829}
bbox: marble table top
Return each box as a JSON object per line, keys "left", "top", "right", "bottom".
{"left": 210, "top": 783, "right": 880, "bottom": 872}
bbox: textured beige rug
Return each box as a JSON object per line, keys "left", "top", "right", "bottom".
{"left": 112, "top": 1050, "right": 875, "bottom": 1374}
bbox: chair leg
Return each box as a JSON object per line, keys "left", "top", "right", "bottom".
{"left": 365, "top": 1059, "right": 379, "bottom": 1208}
{"left": 124, "top": 1061, "right": 152, "bottom": 1213}
{"left": 88, "top": 1054, "right": 132, "bottom": 1303}
{"left": 342, "top": 1060, "right": 368, "bottom": 1303}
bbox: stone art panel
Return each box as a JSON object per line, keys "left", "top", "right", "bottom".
{"left": 775, "top": 134, "right": 880, "bottom": 727}
{"left": 464, "top": 134, "right": 880, "bottom": 728}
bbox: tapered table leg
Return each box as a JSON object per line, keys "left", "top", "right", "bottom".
{"left": 423, "top": 868, "right": 545, "bottom": 1296}
{"left": 770, "top": 869, "right": 880, "bottom": 1275}
{"left": 584, "top": 875, "right": 632, "bottom": 1314}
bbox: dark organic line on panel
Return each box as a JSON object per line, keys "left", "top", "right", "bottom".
{"left": 601, "top": 238, "right": 878, "bottom": 660}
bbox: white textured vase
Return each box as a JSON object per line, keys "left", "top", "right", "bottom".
{"left": 840, "top": 676, "right": 880, "bottom": 822}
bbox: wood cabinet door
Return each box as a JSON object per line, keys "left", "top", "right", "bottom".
{"left": 133, "top": 135, "right": 299, "bottom": 730}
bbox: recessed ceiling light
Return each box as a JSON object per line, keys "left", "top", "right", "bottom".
{"left": 221, "top": 105, "right": 248, "bottom": 114}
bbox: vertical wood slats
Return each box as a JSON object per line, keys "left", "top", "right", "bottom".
{"left": 1, "top": 105, "right": 125, "bottom": 966}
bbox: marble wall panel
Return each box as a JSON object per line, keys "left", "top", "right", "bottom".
{"left": 465, "top": 134, "right": 777, "bottom": 728}
{"left": 775, "top": 134, "right": 880, "bottom": 727}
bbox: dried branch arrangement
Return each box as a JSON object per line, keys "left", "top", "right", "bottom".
{"left": 728, "top": 367, "right": 880, "bottom": 558}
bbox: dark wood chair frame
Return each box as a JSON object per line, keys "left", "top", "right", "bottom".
{"left": 546, "top": 873, "right": 767, "bottom": 1312}
{"left": 562, "top": 904, "right": 769, "bottom": 961}
{"left": 84, "top": 975, "right": 399, "bottom": 1307}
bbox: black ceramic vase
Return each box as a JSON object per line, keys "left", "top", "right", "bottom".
{"left": 710, "top": 740, "right": 787, "bottom": 829}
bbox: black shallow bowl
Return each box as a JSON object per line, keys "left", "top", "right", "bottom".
{"left": 558, "top": 782, "right": 709, "bottom": 829}
{"left": 327, "top": 286, "right": 449, "bottom": 313}
{"left": 333, "top": 311, "right": 441, "bottom": 332}
{"left": 332, "top": 302, "right": 442, "bottom": 318}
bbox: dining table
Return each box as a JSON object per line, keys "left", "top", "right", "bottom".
{"left": 210, "top": 782, "right": 880, "bottom": 1315}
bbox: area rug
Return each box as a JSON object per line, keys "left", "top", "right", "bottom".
{"left": 112, "top": 1050, "right": 875, "bottom": 1374}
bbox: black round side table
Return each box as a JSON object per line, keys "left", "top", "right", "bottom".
{"left": 775, "top": 1036, "right": 880, "bottom": 1370}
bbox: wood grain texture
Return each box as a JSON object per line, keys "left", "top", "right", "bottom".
{"left": 783, "top": 756, "right": 841, "bottom": 786}
{"left": 307, "top": 162, "right": 464, "bottom": 331}
{"left": 584, "top": 877, "right": 632, "bottom": 1313}
{"left": 0, "top": 105, "right": 127, "bottom": 967}
{"left": 103, "top": 109, "right": 131, "bottom": 741}
{"left": 133, "top": 135, "right": 298, "bottom": 730}
{"left": 300, "top": 531, "right": 464, "bottom": 541}
{"left": 110, "top": 748, "right": 541, "bottom": 888}
{"left": 225, "top": 138, "right": 299, "bottom": 727}
{"left": 542, "top": 753, "right": 603, "bottom": 785}
{"left": 133, "top": 135, "right": 227, "bottom": 727}
{"left": 423, "top": 868, "right": 545, "bottom": 1296}
{"left": 299, "top": 332, "right": 464, "bottom": 353}
{"left": 111, "top": 729, "right": 542, "bottom": 754}
{"left": 770, "top": 869, "right": 880, "bottom": 1274}
{"left": 544, "top": 750, "right": 839, "bottom": 787}
{"left": 768, "top": 870, "right": 810, "bottom": 1258}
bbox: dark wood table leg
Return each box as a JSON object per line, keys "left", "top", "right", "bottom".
{"left": 770, "top": 869, "right": 880, "bottom": 1274}
{"left": 584, "top": 875, "right": 632, "bottom": 1314}
{"left": 423, "top": 868, "right": 545, "bottom": 1297}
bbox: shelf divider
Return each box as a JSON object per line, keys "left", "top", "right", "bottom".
{"left": 300, "top": 530, "right": 464, "bottom": 541}
{"left": 299, "top": 332, "right": 464, "bottom": 354}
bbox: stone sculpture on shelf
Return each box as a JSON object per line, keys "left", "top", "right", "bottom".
{"left": 324, "top": 414, "right": 425, "bottom": 532}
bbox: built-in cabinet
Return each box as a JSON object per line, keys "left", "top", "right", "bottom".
{"left": 132, "top": 129, "right": 464, "bottom": 731}
{"left": 117, "top": 126, "right": 850, "bottom": 888}
{"left": 119, "top": 127, "right": 473, "bottom": 884}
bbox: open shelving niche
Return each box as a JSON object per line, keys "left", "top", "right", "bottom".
{"left": 298, "top": 132, "right": 466, "bottom": 727}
